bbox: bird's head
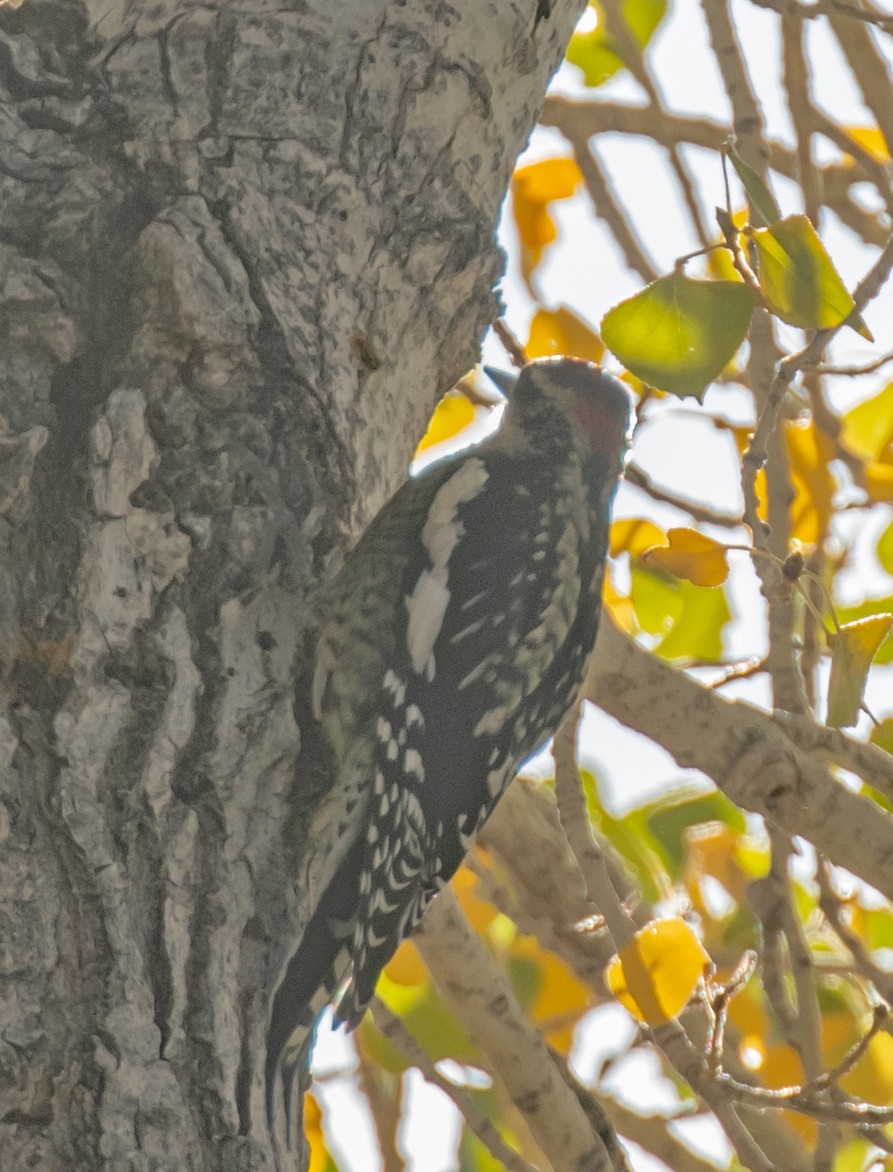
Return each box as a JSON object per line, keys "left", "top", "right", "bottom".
{"left": 486, "top": 357, "right": 633, "bottom": 472}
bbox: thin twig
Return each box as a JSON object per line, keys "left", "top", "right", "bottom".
{"left": 625, "top": 462, "right": 744, "bottom": 529}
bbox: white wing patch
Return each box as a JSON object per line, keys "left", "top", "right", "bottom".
{"left": 405, "top": 458, "right": 489, "bottom": 678}
{"left": 405, "top": 570, "right": 450, "bottom": 681}
{"left": 311, "top": 637, "right": 335, "bottom": 719}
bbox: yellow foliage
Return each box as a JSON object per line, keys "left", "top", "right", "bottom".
{"left": 511, "top": 158, "right": 582, "bottom": 283}
{"left": 753, "top": 418, "right": 836, "bottom": 545}
{"left": 845, "top": 126, "right": 891, "bottom": 163}
{"left": 452, "top": 865, "right": 499, "bottom": 935}
{"left": 385, "top": 939, "right": 428, "bottom": 987}
{"left": 306, "top": 1093, "right": 334, "bottom": 1172}
{"left": 602, "top": 570, "right": 637, "bottom": 633}
{"left": 416, "top": 392, "right": 476, "bottom": 456}
{"left": 683, "top": 823, "right": 750, "bottom": 914}
{"left": 642, "top": 527, "right": 729, "bottom": 587}
{"left": 511, "top": 935, "right": 593, "bottom": 1056}
{"left": 526, "top": 305, "right": 605, "bottom": 363}
{"left": 606, "top": 918, "right": 709, "bottom": 1025}
{"left": 843, "top": 383, "right": 893, "bottom": 460}
{"left": 840, "top": 1029, "right": 893, "bottom": 1103}
{"left": 785, "top": 418, "right": 836, "bottom": 546}
{"left": 610, "top": 517, "right": 666, "bottom": 559}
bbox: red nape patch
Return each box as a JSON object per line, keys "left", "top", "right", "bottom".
{"left": 572, "top": 375, "right": 633, "bottom": 458}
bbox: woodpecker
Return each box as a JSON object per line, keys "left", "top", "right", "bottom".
{"left": 266, "top": 357, "right": 632, "bottom": 1133}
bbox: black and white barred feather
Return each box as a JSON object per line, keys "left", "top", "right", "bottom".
{"left": 266, "top": 357, "right": 632, "bottom": 1136}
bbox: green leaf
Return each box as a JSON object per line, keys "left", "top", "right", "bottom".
{"left": 843, "top": 383, "right": 893, "bottom": 460}
{"left": 630, "top": 564, "right": 683, "bottom": 636}
{"left": 752, "top": 214, "right": 872, "bottom": 338}
{"left": 506, "top": 955, "right": 540, "bottom": 1012}
{"left": 646, "top": 789, "right": 748, "bottom": 876}
{"left": 655, "top": 579, "right": 732, "bottom": 662}
{"left": 567, "top": 0, "right": 667, "bottom": 89}
{"left": 601, "top": 272, "right": 753, "bottom": 399}
{"left": 459, "top": 1126, "right": 511, "bottom": 1172}
{"left": 864, "top": 906, "right": 893, "bottom": 951}
{"left": 725, "top": 140, "right": 782, "bottom": 227}
{"left": 630, "top": 566, "right": 731, "bottom": 661}
{"left": 837, "top": 596, "right": 893, "bottom": 665}
{"left": 871, "top": 717, "right": 893, "bottom": 756}
{"left": 580, "top": 773, "right": 670, "bottom": 903}
{"left": 827, "top": 615, "right": 893, "bottom": 728}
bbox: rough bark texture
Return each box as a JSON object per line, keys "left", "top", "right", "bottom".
{"left": 0, "top": 1, "right": 585, "bottom": 1167}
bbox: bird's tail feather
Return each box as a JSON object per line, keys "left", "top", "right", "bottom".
{"left": 265, "top": 838, "right": 363, "bottom": 1140}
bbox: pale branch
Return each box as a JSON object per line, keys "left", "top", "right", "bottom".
{"left": 586, "top": 616, "right": 893, "bottom": 906}
{"left": 599, "top": 0, "right": 712, "bottom": 249}
{"left": 806, "top": 350, "right": 893, "bottom": 376}
{"left": 762, "top": 403, "right": 810, "bottom": 714}
{"left": 598, "top": 1099, "right": 721, "bottom": 1172}
{"left": 551, "top": 710, "right": 781, "bottom": 1171}
{"left": 780, "top": 13, "right": 821, "bottom": 227}
{"left": 417, "top": 887, "right": 619, "bottom": 1172}
{"left": 370, "top": 1001, "right": 542, "bottom": 1172}
{"left": 816, "top": 862, "right": 893, "bottom": 1006}
{"left": 765, "top": 832, "right": 826, "bottom": 1089}
{"left": 354, "top": 1047, "right": 404, "bottom": 1172}
{"left": 747, "top": 0, "right": 893, "bottom": 29}
{"left": 828, "top": 4, "right": 893, "bottom": 155}
{"left": 770, "top": 710, "right": 893, "bottom": 803}
{"left": 546, "top": 1045, "right": 636, "bottom": 1172}
{"left": 700, "top": 0, "right": 768, "bottom": 161}
{"left": 542, "top": 97, "right": 889, "bottom": 246}
{"left": 649, "top": 1020, "right": 779, "bottom": 1171}
{"left": 716, "top": 1070, "right": 893, "bottom": 1126}
{"left": 567, "top": 132, "right": 659, "bottom": 283}
{"left": 553, "top": 704, "right": 637, "bottom": 948}
{"left": 798, "top": 550, "right": 825, "bottom": 710}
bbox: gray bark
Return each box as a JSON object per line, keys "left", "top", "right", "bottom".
{"left": 0, "top": 0, "right": 585, "bottom": 1168}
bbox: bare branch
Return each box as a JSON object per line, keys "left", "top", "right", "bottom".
{"left": 417, "top": 888, "right": 618, "bottom": 1172}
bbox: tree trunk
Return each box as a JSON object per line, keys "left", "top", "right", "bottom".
{"left": 0, "top": 1, "right": 584, "bottom": 1167}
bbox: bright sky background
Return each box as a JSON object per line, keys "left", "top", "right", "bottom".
{"left": 315, "top": 2, "right": 893, "bottom": 1167}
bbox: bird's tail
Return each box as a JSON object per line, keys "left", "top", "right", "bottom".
{"left": 265, "top": 837, "right": 363, "bottom": 1141}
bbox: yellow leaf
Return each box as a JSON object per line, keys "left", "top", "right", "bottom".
{"left": 865, "top": 460, "right": 893, "bottom": 503}
{"left": 785, "top": 418, "right": 836, "bottom": 546}
{"left": 610, "top": 518, "right": 665, "bottom": 559}
{"left": 415, "top": 392, "right": 475, "bottom": 455}
{"left": 843, "top": 382, "right": 893, "bottom": 461}
{"left": 684, "top": 824, "right": 749, "bottom": 916}
{"left": 759, "top": 1042, "right": 815, "bottom": 1142}
{"left": 306, "top": 1093, "right": 335, "bottom": 1172}
{"left": 642, "top": 528, "right": 729, "bottom": 587}
{"left": 841, "top": 1029, "right": 893, "bottom": 1102}
{"left": 827, "top": 615, "right": 893, "bottom": 728}
{"left": 451, "top": 865, "right": 499, "bottom": 935}
{"left": 526, "top": 305, "right": 605, "bottom": 362}
{"left": 606, "top": 918, "right": 709, "bottom": 1025}
{"left": 385, "top": 940, "right": 428, "bottom": 987}
{"left": 511, "top": 158, "right": 582, "bottom": 284}
{"left": 845, "top": 125, "right": 891, "bottom": 164}
{"left": 602, "top": 570, "right": 636, "bottom": 633}
{"left": 512, "top": 935, "right": 592, "bottom": 1056}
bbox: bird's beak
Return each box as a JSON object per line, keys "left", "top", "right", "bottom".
{"left": 483, "top": 366, "right": 519, "bottom": 397}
